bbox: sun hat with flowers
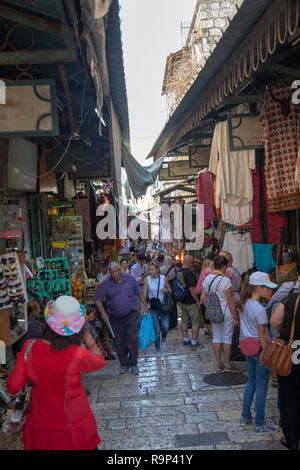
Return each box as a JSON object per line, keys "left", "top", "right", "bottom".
{"left": 44, "top": 295, "right": 86, "bottom": 336}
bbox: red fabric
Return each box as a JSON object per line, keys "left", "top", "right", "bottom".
{"left": 6, "top": 339, "right": 105, "bottom": 450}
{"left": 251, "top": 153, "right": 288, "bottom": 244}
{"left": 198, "top": 174, "right": 214, "bottom": 227}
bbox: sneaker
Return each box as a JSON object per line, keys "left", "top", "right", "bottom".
{"left": 119, "top": 365, "right": 129, "bottom": 374}
{"left": 155, "top": 350, "right": 161, "bottom": 356}
{"left": 240, "top": 416, "right": 253, "bottom": 427}
{"left": 255, "top": 423, "right": 278, "bottom": 434}
{"left": 161, "top": 342, "right": 168, "bottom": 352}
{"left": 190, "top": 341, "right": 202, "bottom": 351}
{"left": 130, "top": 365, "right": 139, "bottom": 375}
{"left": 183, "top": 339, "right": 191, "bottom": 346}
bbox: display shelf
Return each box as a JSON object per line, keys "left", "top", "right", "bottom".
{"left": 27, "top": 257, "right": 71, "bottom": 310}
{"left": 0, "top": 252, "right": 28, "bottom": 347}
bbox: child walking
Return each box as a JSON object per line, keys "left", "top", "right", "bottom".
{"left": 239, "top": 272, "right": 278, "bottom": 434}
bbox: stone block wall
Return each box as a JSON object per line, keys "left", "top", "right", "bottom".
{"left": 163, "top": 0, "right": 245, "bottom": 116}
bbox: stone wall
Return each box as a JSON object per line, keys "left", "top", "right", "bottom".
{"left": 163, "top": 0, "right": 245, "bottom": 116}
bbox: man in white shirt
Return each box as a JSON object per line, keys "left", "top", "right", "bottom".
{"left": 97, "top": 259, "right": 110, "bottom": 284}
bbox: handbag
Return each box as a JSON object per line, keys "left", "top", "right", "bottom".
{"left": 139, "top": 313, "right": 156, "bottom": 350}
{"left": 162, "top": 292, "right": 174, "bottom": 315}
{"left": 1, "top": 340, "right": 36, "bottom": 435}
{"left": 276, "top": 244, "right": 298, "bottom": 284}
{"left": 149, "top": 276, "right": 162, "bottom": 311}
{"left": 259, "top": 293, "right": 300, "bottom": 376}
{"left": 240, "top": 338, "right": 261, "bottom": 356}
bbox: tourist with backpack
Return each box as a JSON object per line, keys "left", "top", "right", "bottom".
{"left": 176, "top": 255, "right": 204, "bottom": 351}
{"left": 201, "top": 255, "right": 238, "bottom": 372}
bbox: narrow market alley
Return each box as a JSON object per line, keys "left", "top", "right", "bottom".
{"left": 82, "top": 323, "right": 284, "bottom": 451}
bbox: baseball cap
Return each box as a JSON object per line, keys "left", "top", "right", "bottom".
{"left": 249, "top": 272, "right": 278, "bottom": 290}
{"left": 99, "top": 259, "right": 109, "bottom": 266}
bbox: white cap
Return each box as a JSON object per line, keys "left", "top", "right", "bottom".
{"left": 249, "top": 272, "right": 278, "bottom": 290}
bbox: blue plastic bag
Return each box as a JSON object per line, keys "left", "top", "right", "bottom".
{"left": 139, "top": 313, "right": 156, "bottom": 350}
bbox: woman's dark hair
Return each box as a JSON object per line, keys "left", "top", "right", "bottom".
{"left": 120, "top": 258, "right": 128, "bottom": 264}
{"left": 175, "top": 262, "right": 182, "bottom": 268}
{"left": 43, "top": 324, "right": 85, "bottom": 351}
{"left": 157, "top": 254, "right": 165, "bottom": 263}
{"left": 213, "top": 255, "right": 228, "bottom": 271}
{"left": 137, "top": 254, "right": 146, "bottom": 261}
{"left": 239, "top": 276, "right": 258, "bottom": 312}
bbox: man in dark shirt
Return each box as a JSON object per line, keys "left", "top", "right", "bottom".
{"left": 17, "top": 301, "right": 44, "bottom": 351}
{"left": 178, "top": 255, "right": 204, "bottom": 350}
{"left": 94, "top": 262, "right": 149, "bottom": 374}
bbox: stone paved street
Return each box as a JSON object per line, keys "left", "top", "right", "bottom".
{"left": 0, "top": 321, "right": 287, "bottom": 451}
{"left": 83, "top": 323, "right": 286, "bottom": 451}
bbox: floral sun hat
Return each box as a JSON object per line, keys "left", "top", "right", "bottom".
{"left": 44, "top": 295, "right": 86, "bottom": 336}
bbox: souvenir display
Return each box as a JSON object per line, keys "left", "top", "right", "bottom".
{"left": 27, "top": 257, "right": 71, "bottom": 310}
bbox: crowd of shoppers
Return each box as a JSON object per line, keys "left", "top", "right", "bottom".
{"left": 7, "top": 247, "right": 300, "bottom": 450}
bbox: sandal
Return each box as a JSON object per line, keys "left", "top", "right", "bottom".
{"left": 215, "top": 364, "right": 224, "bottom": 373}
{"left": 224, "top": 365, "right": 232, "bottom": 372}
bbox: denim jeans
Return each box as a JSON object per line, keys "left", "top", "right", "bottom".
{"left": 150, "top": 309, "right": 169, "bottom": 351}
{"left": 242, "top": 354, "right": 270, "bottom": 427}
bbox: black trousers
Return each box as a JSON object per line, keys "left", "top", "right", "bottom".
{"left": 278, "top": 366, "right": 300, "bottom": 450}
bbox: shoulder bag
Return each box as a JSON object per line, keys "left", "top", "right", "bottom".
{"left": 148, "top": 275, "right": 162, "bottom": 311}
{"left": 259, "top": 293, "right": 300, "bottom": 376}
{"left": 1, "top": 339, "right": 36, "bottom": 435}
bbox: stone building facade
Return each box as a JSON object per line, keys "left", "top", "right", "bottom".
{"left": 163, "top": 0, "right": 245, "bottom": 116}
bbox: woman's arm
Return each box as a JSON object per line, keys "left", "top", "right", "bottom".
{"left": 6, "top": 341, "right": 30, "bottom": 395}
{"left": 142, "top": 277, "right": 148, "bottom": 300}
{"left": 200, "top": 287, "right": 207, "bottom": 307}
{"left": 162, "top": 277, "right": 172, "bottom": 295}
{"left": 270, "top": 303, "right": 285, "bottom": 333}
{"left": 257, "top": 324, "right": 269, "bottom": 350}
{"left": 225, "top": 287, "right": 239, "bottom": 326}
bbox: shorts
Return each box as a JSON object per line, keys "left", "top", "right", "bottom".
{"left": 178, "top": 302, "right": 203, "bottom": 328}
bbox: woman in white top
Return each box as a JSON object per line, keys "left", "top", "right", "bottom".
{"left": 143, "top": 260, "right": 172, "bottom": 355}
{"left": 239, "top": 272, "right": 278, "bottom": 434}
{"left": 201, "top": 255, "right": 238, "bottom": 372}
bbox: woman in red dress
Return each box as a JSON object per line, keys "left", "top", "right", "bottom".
{"left": 6, "top": 296, "right": 105, "bottom": 450}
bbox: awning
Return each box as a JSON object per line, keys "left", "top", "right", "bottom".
{"left": 122, "top": 145, "right": 164, "bottom": 199}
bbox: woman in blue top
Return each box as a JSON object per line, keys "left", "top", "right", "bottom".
{"left": 239, "top": 271, "right": 278, "bottom": 434}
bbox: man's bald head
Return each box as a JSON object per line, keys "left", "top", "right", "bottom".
{"left": 182, "top": 255, "right": 194, "bottom": 268}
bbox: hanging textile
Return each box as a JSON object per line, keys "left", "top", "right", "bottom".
{"left": 209, "top": 121, "right": 255, "bottom": 206}
{"left": 73, "top": 196, "right": 93, "bottom": 243}
{"left": 209, "top": 121, "right": 255, "bottom": 226}
{"left": 122, "top": 145, "right": 164, "bottom": 199}
{"left": 252, "top": 244, "right": 276, "bottom": 273}
{"left": 259, "top": 86, "right": 300, "bottom": 212}
{"left": 222, "top": 231, "right": 254, "bottom": 275}
{"left": 197, "top": 173, "right": 213, "bottom": 227}
{"left": 251, "top": 149, "right": 288, "bottom": 244}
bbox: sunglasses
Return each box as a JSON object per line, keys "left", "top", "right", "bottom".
{"left": 8, "top": 281, "right": 21, "bottom": 288}
{"left": 1, "top": 257, "right": 15, "bottom": 264}
{"left": 3, "top": 265, "right": 17, "bottom": 272}
{"left": 9, "top": 287, "right": 23, "bottom": 295}
{"left": 5, "top": 275, "right": 18, "bottom": 282}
